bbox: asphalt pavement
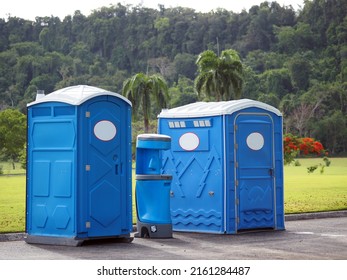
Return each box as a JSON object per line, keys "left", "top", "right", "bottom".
{"left": 1, "top": 211, "right": 347, "bottom": 260}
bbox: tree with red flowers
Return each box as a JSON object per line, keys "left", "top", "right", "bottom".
{"left": 283, "top": 133, "right": 330, "bottom": 173}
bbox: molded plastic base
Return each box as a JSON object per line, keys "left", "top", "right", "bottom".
{"left": 24, "top": 234, "right": 133, "bottom": 246}
{"left": 135, "top": 221, "right": 172, "bottom": 239}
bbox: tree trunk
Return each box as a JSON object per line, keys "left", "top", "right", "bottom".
{"left": 144, "top": 117, "right": 150, "bottom": 133}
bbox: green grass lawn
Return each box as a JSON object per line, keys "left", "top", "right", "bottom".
{"left": 284, "top": 157, "right": 347, "bottom": 213}
{"left": 0, "top": 158, "right": 346, "bottom": 233}
{"left": 0, "top": 176, "right": 26, "bottom": 233}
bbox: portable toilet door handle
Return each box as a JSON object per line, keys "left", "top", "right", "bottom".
{"left": 269, "top": 168, "right": 274, "bottom": 177}
{"left": 115, "top": 163, "right": 123, "bottom": 175}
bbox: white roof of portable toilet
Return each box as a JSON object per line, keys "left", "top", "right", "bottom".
{"left": 27, "top": 85, "right": 132, "bottom": 107}
{"left": 159, "top": 99, "right": 281, "bottom": 118}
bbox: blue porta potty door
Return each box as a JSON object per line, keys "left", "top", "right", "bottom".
{"left": 158, "top": 99, "right": 285, "bottom": 234}
{"left": 235, "top": 114, "right": 276, "bottom": 230}
{"left": 25, "top": 85, "right": 133, "bottom": 245}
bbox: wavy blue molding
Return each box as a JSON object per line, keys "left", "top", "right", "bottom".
{"left": 239, "top": 210, "right": 274, "bottom": 229}
{"left": 171, "top": 209, "right": 222, "bottom": 227}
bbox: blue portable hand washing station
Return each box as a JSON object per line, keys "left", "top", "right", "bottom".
{"left": 135, "top": 134, "right": 173, "bottom": 238}
{"left": 25, "top": 85, "right": 133, "bottom": 246}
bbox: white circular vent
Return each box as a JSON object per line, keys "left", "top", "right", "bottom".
{"left": 246, "top": 132, "right": 264, "bottom": 151}
{"left": 179, "top": 132, "right": 199, "bottom": 151}
{"left": 94, "top": 120, "right": 117, "bottom": 141}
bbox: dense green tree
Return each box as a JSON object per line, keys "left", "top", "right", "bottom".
{"left": 239, "top": 1, "right": 296, "bottom": 53}
{"left": 244, "top": 51, "right": 287, "bottom": 74}
{"left": 173, "top": 53, "right": 197, "bottom": 80}
{"left": 287, "top": 53, "right": 311, "bottom": 91}
{"left": 257, "top": 92, "right": 281, "bottom": 108}
{"left": 5, "top": 17, "right": 35, "bottom": 44}
{"left": 259, "top": 68, "right": 293, "bottom": 98}
{"left": 274, "top": 25, "right": 297, "bottom": 53}
{"left": 169, "top": 76, "right": 198, "bottom": 107}
{"left": 0, "top": 109, "right": 26, "bottom": 168}
{"left": 242, "top": 5, "right": 273, "bottom": 52}
{"left": 195, "top": 49, "right": 243, "bottom": 101}
{"left": 274, "top": 22, "right": 317, "bottom": 53}
{"left": 241, "top": 66, "right": 260, "bottom": 100}
{"left": 122, "top": 73, "right": 168, "bottom": 132}
{"left": 313, "top": 110, "right": 347, "bottom": 154}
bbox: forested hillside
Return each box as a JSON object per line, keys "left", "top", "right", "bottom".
{"left": 0, "top": 0, "right": 346, "bottom": 154}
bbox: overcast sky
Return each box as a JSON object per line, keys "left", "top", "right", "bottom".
{"left": 1, "top": 0, "right": 304, "bottom": 21}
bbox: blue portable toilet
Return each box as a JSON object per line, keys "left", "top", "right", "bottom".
{"left": 26, "top": 85, "right": 133, "bottom": 245}
{"left": 158, "top": 99, "right": 285, "bottom": 234}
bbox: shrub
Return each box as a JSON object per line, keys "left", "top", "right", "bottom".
{"left": 283, "top": 133, "right": 329, "bottom": 173}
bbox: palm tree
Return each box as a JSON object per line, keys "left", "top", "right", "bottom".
{"left": 195, "top": 49, "right": 243, "bottom": 101}
{"left": 122, "top": 72, "right": 169, "bottom": 133}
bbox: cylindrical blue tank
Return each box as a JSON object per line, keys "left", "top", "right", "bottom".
{"left": 135, "top": 134, "right": 172, "bottom": 238}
